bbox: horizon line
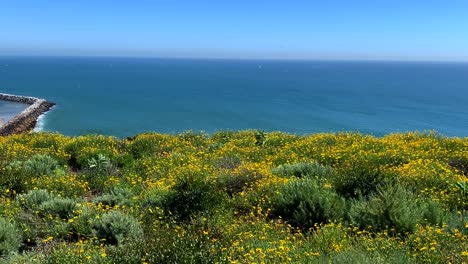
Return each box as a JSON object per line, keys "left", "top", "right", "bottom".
{"left": 1, "top": 53, "right": 468, "bottom": 64}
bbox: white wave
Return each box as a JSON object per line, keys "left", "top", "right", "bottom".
{"left": 33, "top": 113, "right": 46, "bottom": 132}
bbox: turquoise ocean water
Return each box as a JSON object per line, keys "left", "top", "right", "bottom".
{"left": 0, "top": 57, "right": 467, "bottom": 138}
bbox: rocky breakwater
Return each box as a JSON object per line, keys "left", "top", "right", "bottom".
{"left": 0, "top": 93, "right": 55, "bottom": 136}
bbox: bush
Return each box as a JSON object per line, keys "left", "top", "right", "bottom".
{"left": 332, "top": 161, "right": 391, "bottom": 198}
{"left": 92, "top": 187, "right": 133, "bottom": 207}
{"left": 40, "top": 198, "right": 77, "bottom": 220}
{"left": 128, "top": 133, "right": 171, "bottom": 158}
{"left": 16, "top": 189, "right": 53, "bottom": 210}
{"left": 69, "top": 207, "right": 98, "bottom": 239}
{"left": 24, "top": 154, "right": 60, "bottom": 176}
{"left": 272, "top": 161, "right": 335, "bottom": 179}
{"left": 161, "top": 173, "right": 220, "bottom": 221}
{"left": 216, "top": 170, "right": 262, "bottom": 197}
{"left": 0, "top": 217, "right": 22, "bottom": 257}
{"left": 93, "top": 210, "right": 143, "bottom": 245}
{"left": 82, "top": 153, "right": 117, "bottom": 192}
{"left": 270, "top": 178, "right": 345, "bottom": 229}
{"left": 1, "top": 160, "right": 28, "bottom": 193}
{"left": 448, "top": 157, "right": 468, "bottom": 176}
{"left": 349, "top": 184, "right": 423, "bottom": 234}
{"left": 213, "top": 155, "right": 242, "bottom": 170}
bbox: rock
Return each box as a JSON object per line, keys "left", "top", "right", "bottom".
{"left": 0, "top": 93, "right": 56, "bottom": 136}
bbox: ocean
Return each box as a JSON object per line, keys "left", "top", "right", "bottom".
{"left": 0, "top": 56, "right": 467, "bottom": 138}
{"left": 0, "top": 100, "right": 28, "bottom": 125}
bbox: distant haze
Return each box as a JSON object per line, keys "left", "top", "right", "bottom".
{"left": 1, "top": 1, "right": 468, "bottom": 61}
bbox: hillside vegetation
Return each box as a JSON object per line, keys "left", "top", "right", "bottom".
{"left": 0, "top": 131, "right": 468, "bottom": 263}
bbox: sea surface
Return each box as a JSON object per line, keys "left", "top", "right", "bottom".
{"left": 0, "top": 56, "right": 467, "bottom": 138}
{"left": 0, "top": 100, "right": 28, "bottom": 125}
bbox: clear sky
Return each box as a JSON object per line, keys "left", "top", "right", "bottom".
{"left": 1, "top": 0, "right": 468, "bottom": 61}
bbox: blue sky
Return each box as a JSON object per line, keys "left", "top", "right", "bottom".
{"left": 1, "top": 0, "right": 467, "bottom": 61}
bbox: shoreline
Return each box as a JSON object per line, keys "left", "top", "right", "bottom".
{"left": 0, "top": 93, "right": 55, "bottom": 136}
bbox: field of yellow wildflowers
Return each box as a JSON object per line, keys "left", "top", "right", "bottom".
{"left": 0, "top": 130, "right": 468, "bottom": 263}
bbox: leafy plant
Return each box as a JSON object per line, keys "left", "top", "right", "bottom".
{"left": 92, "top": 187, "right": 133, "bottom": 207}
{"left": 332, "top": 161, "right": 391, "bottom": 198}
{"left": 93, "top": 210, "right": 143, "bottom": 245}
{"left": 16, "top": 189, "right": 53, "bottom": 210}
{"left": 448, "top": 157, "right": 468, "bottom": 176}
{"left": 349, "top": 184, "right": 423, "bottom": 234}
{"left": 40, "top": 197, "right": 77, "bottom": 220}
{"left": 24, "top": 154, "right": 60, "bottom": 176}
{"left": 272, "top": 161, "right": 335, "bottom": 179}
{"left": 255, "top": 130, "right": 267, "bottom": 146}
{"left": 0, "top": 217, "right": 22, "bottom": 257}
{"left": 161, "top": 173, "right": 220, "bottom": 221}
{"left": 1, "top": 160, "right": 28, "bottom": 193}
{"left": 270, "top": 178, "right": 345, "bottom": 229}
{"left": 213, "top": 155, "right": 242, "bottom": 170}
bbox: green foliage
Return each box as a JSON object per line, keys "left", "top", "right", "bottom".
{"left": 93, "top": 210, "right": 143, "bottom": 245}
{"left": 16, "top": 189, "right": 53, "bottom": 210}
{"left": 213, "top": 155, "right": 242, "bottom": 170}
{"left": 64, "top": 135, "right": 120, "bottom": 169}
{"left": 127, "top": 133, "right": 171, "bottom": 158}
{"left": 161, "top": 173, "right": 220, "bottom": 221}
{"left": 448, "top": 156, "right": 468, "bottom": 176}
{"left": 69, "top": 206, "right": 97, "bottom": 239}
{"left": 119, "top": 216, "right": 224, "bottom": 264}
{"left": 24, "top": 154, "right": 60, "bottom": 176}
{"left": 0, "top": 160, "right": 28, "bottom": 193}
{"left": 1, "top": 131, "right": 468, "bottom": 261}
{"left": 423, "top": 200, "right": 447, "bottom": 226}
{"left": 92, "top": 187, "right": 133, "bottom": 207}
{"left": 0, "top": 217, "right": 22, "bottom": 257}
{"left": 271, "top": 179, "right": 345, "bottom": 229}
{"left": 87, "top": 153, "right": 112, "bottom": 172}
{"left": 83, "top": 153, "right": 117, "bottom": 192}
{"left": 272, "top": 161, "right": 335, "bottom": 179}
{"left": 332, "top": 160, "right": 391, "bottom": 198}
{"left": 255, "top": 130, "right": 267, "bottom": 146}
{"left": 349, "top": 184, "right": 423, "bottom": 234}
{"left": 216, "top": 170, "right": 262, "bottom": 197}
{"left": 40, "top": 198, "right": 77, "bottom": 220}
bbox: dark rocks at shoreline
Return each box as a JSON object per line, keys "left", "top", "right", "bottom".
{"left": 0, "top": 93, "right": 55, "bottom": 136}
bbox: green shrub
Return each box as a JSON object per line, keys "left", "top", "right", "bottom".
{"left": 40, "top": 198, "right": 77, "bottom": 220}
{"left": 16, "top": 189, "right": 53, "bottom": 210}
{"left": 64, "top": 135, "right": 120, "bottom": 169}
{"left": 0, "top": 217, "right": 22, "bottom": 257}
{"left": 255, "top": 130, "right": 267, "bottom": 146}
{"left": 93, "top": 210, "right": 143, "bottom": 245}
{"left": 349, "top": 184, "right": 422, "bottom": 234}
{"left": 92, "top": 187, "right": 133, "bottom": 207}
{"left": 448, "top": 157, "right": 468, "bottom": 176}
{"left": 272, "top": 161, "right": 335, "bottom": 179}
{"left": 24, "top": 154, "right": 60, "bottom": 176}
{"left": 270, "top": 178, "right": 345, "bottom": 229}
{"left": 128, "top": 133, "right": 171, "bottom": 158}
{"left": 213, "top": 155, "right": 242, "bottom": 170}
{"left": 126, "top": 217, "right": 223, "bottom": 264}
{"left": 332, "top": 161, "right": 391, "bottom": 198}
{"left": 82, "top": 153, "right": 117, "bottom": 192}
{"left": 69, "top": 206, "right": 97, "bottom": 239}
{"left": 0, "top": 160, "right": 28, "bottom": 193}
{"left": 446, "top": 211, "right": 468, "bottom": 235}
{"left": 423, "top": 200, "right": 447, "bottom": 226}
{"left": 87, "top": 153, "right": 112, "bottom": 173}
{"left": 216, "top": 170, "right": 262, "bottom": 197}
{"left": 161, "top": 173, "right": 220, "bottom": 221}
